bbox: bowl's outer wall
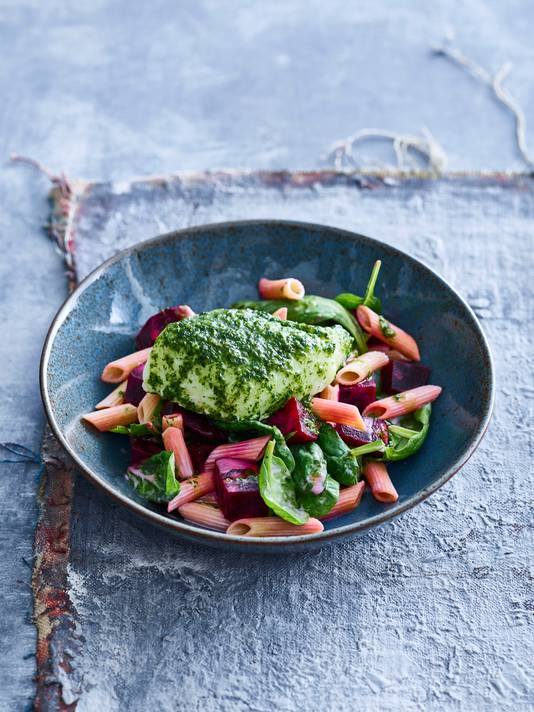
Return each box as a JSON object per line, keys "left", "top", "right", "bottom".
{"left": 43, "top": 222, "right": 493, "bottom": 550}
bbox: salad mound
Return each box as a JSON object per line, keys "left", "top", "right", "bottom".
{"left": 83, "top": 263, "right": 442, "bottom": 538}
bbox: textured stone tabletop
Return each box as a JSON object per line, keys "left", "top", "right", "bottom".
{"left": 0, "top": 2, "right": 532, "bottom": 710}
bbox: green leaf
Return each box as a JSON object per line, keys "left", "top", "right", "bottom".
{"left": 317, "top": 423, "right": 361, "bottom": 486}
{"left": 215, "top": 419, "right": 295, "bottom": 472}
{"left": 299, "top": 476, "right": 339, "bottom": 518}
{"left": 291, "top": 442, "right": 328, "bottom": 494}
{"left": 126, "top": 451, "right": 179, "bottom": 503}
{"left": 335, "top": 260, "right": 382, "bottom": 314}
{"left": 259, "top": 441, "right": 308, "bottom": 525}
{"left": 110, "top": 423, "right": 159, "bottom": 438}
{"left": 382, "top": 405, "right": 432, "bottom": 461}
{"left": 350, "top": 439, "right": 386, "bottom": 457}
{"left": 232, "top": 295, "right": 367, "bottom": 354}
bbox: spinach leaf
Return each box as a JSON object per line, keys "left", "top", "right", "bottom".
{"left": 382, "top": 405, "right": 431, "bottom": 461}
{"left": 299, "top": 476, "right": 339, "bottom": 518}
{"left": 335, "top": 259, "right": 382, "bottom": 314}
{"left": 259, "top": 441, "right": 308, "bottom": 525}
{"left": 291, "top": 442, "right": 328, "bottom": 494}
{"left": 232, "top": 295, "right": 367, "bottom": 354}
{"left": 317, "top": 423, "right": 361, "bottom": 486}
{"left": 215, "top": 419, "right": 295, "bottom": 472}
{"left": 111, "top": 423, "right": 160, "bottom": 438}
{"left": 126, "top": 451, "right": 180, "bottom": 503}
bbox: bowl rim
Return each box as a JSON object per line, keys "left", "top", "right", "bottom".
{"left": 40, "top": 219, "right": 495, "bottom": 549}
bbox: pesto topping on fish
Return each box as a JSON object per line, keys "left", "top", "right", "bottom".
{"left": 143, "top": 308, "right": 352, "bottom": 420}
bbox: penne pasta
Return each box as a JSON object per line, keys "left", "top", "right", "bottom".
{"left": 177, "top": 304, "right": 195, "bottom": 319}
{"left": 95, "top": 380, "right": 128, "bottom": 409}
{"left": 167, "top": 472, "right": 215, "bottom": 512}
{"left": 258, "top": 277, "right": 305, "bottom": 301}
{"left": 162, "top": 413, "right": 184, "bottom": 431}
{"left": 101, "top": 347, "right": 152, "bottom": 383}
{"left": 363, "top": 385, "right": 442, "bottom": 419}
{"left": 321, "top": 481, "right": 365, "bottom": 521}
{"left": 226, "top": 516, "right": 324, "bottom": 537}
{"left": 204, "top": 435, "right": 271, "bottom": 475}
{"left": 82, "top": 403, "right": 138, "bottom": 432}
{"left": 163, "top": 426, "right": 194, "bottom": 479}
{"left": 311, "top": 397, "right": 366, "bottom": 431}
{"left": 137, "top": 393, "right": 161, "bottom": 424}
{"left": 272, "top": 306, "right": 288, "bottom": 320}
{"left": 178, "top": 502, "right": 230, "bottom": 532}
{"left": 363, "top": 461, "right": 398, "bottom": 503}
{"left": 335, "top": 351, "right": 389, "bottom": 386}
{"left": 356, "top": 306, "right": 420, "bottom": 361}
{"left": 319, "top": 383, "right": 339, "bottom": 401}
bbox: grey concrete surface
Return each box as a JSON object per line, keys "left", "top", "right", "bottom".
{"left": 0, "top": 1, "right": 532, "bottom": 709}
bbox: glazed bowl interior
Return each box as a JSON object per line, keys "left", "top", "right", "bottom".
{"left": 41, "top": 221, "right": 493, "bottom": 551}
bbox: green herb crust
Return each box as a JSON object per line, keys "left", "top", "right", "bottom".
{"left": 143, "top": 308, "right": 352, "bottom": 420}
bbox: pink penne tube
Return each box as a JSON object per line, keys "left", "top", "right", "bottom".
{"left": 311, "top": 397, "right": 366, "bottom": 431}
{"left": 167, "top": 472, "right": 215, "bottom": 512}
{"left": 321, "top": 481, "right": 366, "bottom": 521}
{"left": 178, "top": 502, "right": 230, "bottom": 532}
{"left": 356, "top": 306, "right": 420, "bottom": 361}
{"left": 258, "top": 277, "right": 305, "bottom": 301}
{"left": 272, "top": 306, "right": 288, "bottom": 320}
{"left": 204, "top": 435, "right": 271, "bottom": 474}
{"left": 335, "top": 351, "right": 389, "bottom": 386}
{"left": 162, "top": 413, "right": 184, "bottom": 431}
{"left": 137, "top": 393, "right": 161, "bottom": 424}
{"left": 226, "top": 517, "right": 324, "bottom": 537}
{"left": 387, "top": 349, "right": 410, "bottom": 361}
{"left": 163, "top": 426, "right": 194, "bottom": 479}
{"left": 177, "top": 304, "right": 195, "bottom": 318}
{"left": 95, "top": 380, "right": 128, "bottom": 409}
{"left": 101, "top": 347, "right": 152, "bottom": 383}
{"left": 319, "top": 383, "right": 339, "bottom": 401}
{"left": 82, "top": 403, "right": 138, "bottom": 432}
{"left": 363, "top": 385, "right": 442, "bottom": 419}
{"left": 363, "top": 461, "right": 398, "bottom": 503}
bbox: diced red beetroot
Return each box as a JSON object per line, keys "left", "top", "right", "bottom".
{"left": 130, "top": 438, "right": 162, "bottom": 466}
{"left": 366, "top": 337, "right": 390, "bottom": 353}
{"left": 339, "top": 379, "right": 377, "bottom": 412}
{"left": 266, "top": 397, "right": 318, "bottom": 443}
{"left": 381, "top": 361, "right": 430, "bottom": 394}
{"left": 136, "top": 306, "right": 189, "bottom": 349}
{"left": 124, "top": 364, "right": 146, "bottom": 406}
{"left": 336, "top": 417, "right": 389, "bottom": 448}
{"left": 162, "top": 403, "right": 226, "bottom": 442}
{"left": 214, "top": 458, "right": 268, "bottom": 520}
{"left": 187, "top": 441, "right": 215, "bottom": 474}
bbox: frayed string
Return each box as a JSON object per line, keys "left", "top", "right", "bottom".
{"left": 10, "top": 153, "right": 77, "bottom": 282}
{"left": 0, "top": 442, "right": 44, "bottom": 481}
{"left": 10, "top": 153, "right": 72, "bottom": 201}
{"left": 432, "top": 37, "right": 534, "bottom": 168}
{"left": 324, "top": 127, "right": 447, "bottom": 175}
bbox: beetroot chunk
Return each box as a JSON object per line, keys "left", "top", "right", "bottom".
{"left": 136, "top": 306, "right": 188, "bottom": 349}
{"left": 124, "top": 364, "right": 146, "bottom": 406}
{"left": 266, "top": 397, "right": 318, "bottom": 444}
{"left": 187, "top": 441, "right": 217, "bottom": 474}
{"left": 336, "top": 417, "right": 389, "bottom": 448}
{"left": 162, "top": 403, "right": 226, "bottom": 442}
{"left": 130, "top": 438, "right": 162, "bottom": 466}
{"left": 381, "top": 361, "right": 430, "bottom": 395}
{"left": 339, "top": 379, "right": 377, "bottom": 412}
{"left": 215, "top": 458, "right": 268, "bottom": 520}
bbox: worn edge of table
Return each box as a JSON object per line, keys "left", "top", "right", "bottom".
{"left": 32, "top": 168, "right": 534, "bottom": 711}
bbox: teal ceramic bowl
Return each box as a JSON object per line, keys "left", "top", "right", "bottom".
{"left": 40, "top": 221, "right": 494, "bottom": 552}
